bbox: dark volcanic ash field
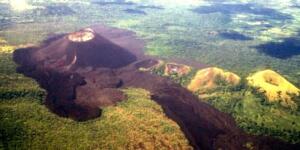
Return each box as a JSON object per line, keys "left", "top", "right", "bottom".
{"left": 13, "top": 25, "right": 300, "bottom": 150}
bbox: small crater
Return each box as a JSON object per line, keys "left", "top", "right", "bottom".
{"left": 68, "top": 28, "right": 95, "bottom": 42}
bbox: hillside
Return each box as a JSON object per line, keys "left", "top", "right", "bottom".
{"left": 247, "top": 70, "right": 300, "bottom": 109}
{"left": 188, "top": 67, "right": 241, "bottom": 93}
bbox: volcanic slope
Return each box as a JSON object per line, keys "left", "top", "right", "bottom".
{"left": 13, "top": 25, "right": 299, "bottom": 150}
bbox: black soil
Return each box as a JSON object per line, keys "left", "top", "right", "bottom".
{"left": 13, "top": 25, "right": 299, "bottom": 150}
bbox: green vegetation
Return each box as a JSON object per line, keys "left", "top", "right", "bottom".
{"left": 201, "top": 82, "right": 300, "bottom": 143}
{"left": 234, "top": 93, "right": 300, "bottom": 144}
{"left": 0, "top": 88, "right": 191, "bottom": 149}
{"left": 0, "top": 39, "right": 44, "bottom": 102}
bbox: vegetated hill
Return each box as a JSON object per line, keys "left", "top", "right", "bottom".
{"left": 187, "top": 67, "right": 241, "bottom": 93}
{"left": 247, "top": 69, "right": 300, "bottom": 109}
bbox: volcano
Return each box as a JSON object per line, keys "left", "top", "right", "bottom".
{"left": 13, "top": 25, "right": 145, "bottom": 121}
{"left": 13, "top": 25, "right": 299, "bottom": 150}
{"left": 15, "top": 27, "right": 141, "bottom": 71}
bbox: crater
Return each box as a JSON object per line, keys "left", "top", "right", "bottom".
{"left": 68, "top": 28, "right": 95, "bottom": 42}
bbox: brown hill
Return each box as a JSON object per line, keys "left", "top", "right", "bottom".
{"left": 188, "top": 67, "right": 241, "bottom": 93}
